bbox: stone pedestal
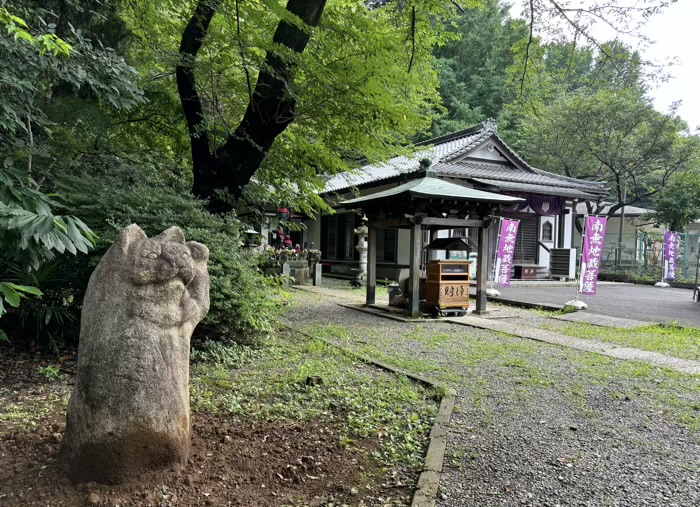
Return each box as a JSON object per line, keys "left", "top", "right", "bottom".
{"left": 312, "top": 263, "right": 322, "bottom": 286}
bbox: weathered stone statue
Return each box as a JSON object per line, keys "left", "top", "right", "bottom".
{"left": 59, "top": 225, "right": 210, "bottom": 484}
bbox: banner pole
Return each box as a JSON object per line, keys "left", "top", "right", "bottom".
{"left": 656, "top": 231, "right": 671, "bottom": 288}
{"left": 576, "top": 214, "right": 589, "bottom": 300}
{"left": 489, "top": 217, "right": 503, "bottom": 293}
{"left": 566, "top": 214, "right": 588, "bottom": 309}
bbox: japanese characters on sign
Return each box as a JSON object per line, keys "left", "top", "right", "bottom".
{"left": 664, "top": 231, "right": 679, "bottom": 281}
{"left": 579, "top": 216, "right": 607, "bottom": 295}
{"left": 495, "top": 219, "right": 519, "bottom": 287}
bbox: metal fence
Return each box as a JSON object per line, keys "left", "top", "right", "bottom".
{"left": 573, "top": 232, "right": 700, "bottom": 281}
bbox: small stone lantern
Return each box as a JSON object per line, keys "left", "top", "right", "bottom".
{"left": 352, "top": 215, "right": 369, "bottom": 286}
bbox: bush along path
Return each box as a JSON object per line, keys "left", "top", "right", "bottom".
{"left": 285, "top": 289, "right": 700, "bottom": 507}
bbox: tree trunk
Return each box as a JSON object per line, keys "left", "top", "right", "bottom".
{"left": 176, "top": 0, "right": 327, "bottom": 208}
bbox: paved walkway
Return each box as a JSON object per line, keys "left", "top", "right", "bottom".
{"left": 495, "top": 283, "right": 700, "bottom": 327}
{"left": 295, "top": 284, "right": 700, "bottom": 375}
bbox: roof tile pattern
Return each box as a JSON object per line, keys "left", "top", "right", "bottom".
{"left": 323, "top": 121, "right": 606, "bottom": 197}
{"left": 435, "top": 161, "right": 599, "bottom": 191}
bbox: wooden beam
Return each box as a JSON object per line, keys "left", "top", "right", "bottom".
{"left": 371, "top": 218, "right": 412, "bottom": 229}
{"left": 366, "top": 225, "right": 377, "bottom": 305}
{"left": 408, "top": 222, "right": 422, "bottom": 316}
{"left": 474, "top": 223, "right": 489, "bottom": 314}
{"left": 420, "top": 217, "right": 487, "bottom": 228}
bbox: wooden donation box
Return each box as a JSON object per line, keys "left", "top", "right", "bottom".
{"left": 426, "top": 260, "right": 471, "bottom": 310}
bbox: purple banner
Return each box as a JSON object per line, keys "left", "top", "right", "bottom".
{"left": 664, "top": 231, "right": 679, "bottom": 280}
{"left": 495, "top": 219, "right": 519, "bottom": 287}
{"left": 579, "top": 216, "right": 607, "bottom": 295}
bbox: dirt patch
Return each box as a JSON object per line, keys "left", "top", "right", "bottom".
{"left": 1, "top": 412, "right": 395, "bottom": 507}
{"left": 0, "top": 348, "right": 417, "bottom": 507}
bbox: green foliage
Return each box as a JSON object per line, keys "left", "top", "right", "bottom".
{"left": 652, "top": 171, "right": 700, "bottom": 231}
{"left": 511, "top": 87, "right": 699, "bottom": 213}
{"left": 0, "top": 162, "right": 96, "bottom": 344}
{"left": 1, "top": 256, "right": 88, "bottom": 351}
{"left": 123, "top": 0, "right": 460, "bottom": 209}
{"left": 0, "top": 2, "right": 145, "bottom": 182}
{"left": 431, "top": 0, "right": 528, "bottom": 135}
{"left": 190, "top": 332, "right": 437, "bottom": 470}
{"left": 36, "top": 364, "right": 63, "bottom": 381}
{"left": 60, "top": 163, "right": 281, "bottom": 342}
{"left": 0, "top": 281, "right": 42, "bottom": 317}
{"left": 0, "top": 6, "right": 71, "bottom": 55}
{"left": 0, "top": 161, "right": 96, "bottom": 267}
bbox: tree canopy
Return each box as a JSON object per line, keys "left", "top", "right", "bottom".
{"left": 123, "top": 0, "right": 461, "bottom": 211}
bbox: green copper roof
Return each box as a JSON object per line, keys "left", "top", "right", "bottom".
{"left": 340, "top": 174, "right": 525, "bottom": 207}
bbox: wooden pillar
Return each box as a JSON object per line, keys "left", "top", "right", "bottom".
{"left": 474, "top": 222, "right": 489, "bottom": 314}
{"left": 409, "top": 222, "right": 422, "bottom": 316}
{"left": 366, "top": 224, "right": 377, "bottom": 305}
{"left": 557, "top": 202, "right": 566, "bottom": 248}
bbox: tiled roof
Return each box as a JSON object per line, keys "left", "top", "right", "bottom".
{"left": 575, "top": 202, "right": 652, "bottom": 216}
{"left": 469, "top": 178, "right": 600, "bottom": 199}
{"left": 435, "top": 161, "right": 601, "bottom": 192}
{"left": 323, "top": 129, "right": 490, "bottom": 193}
{"left": 322, "top": 120, "right": 607, "bottom": 197}
{"left": 339, "top": 174, "right": 524, "bottom": 206}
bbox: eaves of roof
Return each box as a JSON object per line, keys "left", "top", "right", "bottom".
{"left": 469, "top": 178, "right": 601, "bottom": 200}
{"left": 435, "top": 161, "right": 605, "bottom": 194}
{"left": 575, "top": 202, "right": 653, "bottom": 216}
{"left": 338, "top": 175, "right": 524, "bottom": 207}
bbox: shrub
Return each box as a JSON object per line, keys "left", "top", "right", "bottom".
{"left": 58, "top": 162, "right": 281, "bottom": 345}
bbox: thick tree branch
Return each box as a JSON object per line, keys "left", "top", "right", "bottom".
{"left": 176, "top": 0, "right": 219, "bottom": 198}
{"left": 518, "top": 0, "right": 536, "bottom": 99}
{"left": 213, "top": 0, "right": 328, "bottom": 200}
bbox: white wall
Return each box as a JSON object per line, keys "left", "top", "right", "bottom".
{"left": 538, "top": 217, "right": 555, "bottom": 268}
{"left": 468, "top": 144, "right": 508, "bottom": 163}
{"left": 563, "top": 212, "right": 573, "bottom": 248}
{"left": 304, "top": 219, "right": 321, "bottom": 250}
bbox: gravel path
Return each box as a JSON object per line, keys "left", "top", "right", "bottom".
{"left": 284, "top": 287, "right": 700, "bottom": 507}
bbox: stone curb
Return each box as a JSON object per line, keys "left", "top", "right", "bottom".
{"left": 280, "top": 322, "right": 456, "bottom": 507}
{"left": 469, "top": 290, "right": 565, "bottom": 311}
{"left": 338, "top": 303, "right": 426, "bottom": 323}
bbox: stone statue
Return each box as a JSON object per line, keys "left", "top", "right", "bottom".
{"left": 59, "top": 225, "right": 210, "bottom": 484}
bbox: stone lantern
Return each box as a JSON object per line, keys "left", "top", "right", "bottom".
{"left": 352, "top": 215, "right": 369, "bottom": 286}
{"left": 242, "top": 228, "right": 262, "bottom": 255}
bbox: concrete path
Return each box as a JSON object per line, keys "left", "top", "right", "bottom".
{"left": 294, "top": 283, "right": 700, "bottom": 375}
{"left": 495, "top": 283, "right": 700, "bottom": 327}
{"left": 554, "top": 311, "right": 649, "bottom": 329}
{"left": 446, "top": 315, "right": 700, "bottom": 375}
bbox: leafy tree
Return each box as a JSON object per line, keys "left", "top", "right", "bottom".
{"left": 652, "top": 172, "right": 700, "bottom": 231}
{"left": 515, "top": 87, "right": 700, "bottom": 217}
{"left": 60, "top": 162, "right": 282, "bottom": 344}
{"left": 123, "top": 0, "right": 457, "bottom": 209}
{"left": 431, "top": 0, "right": 528, "bottom": 135}
{"left": 0, "top": 5, "right": 140, "bottom": 345}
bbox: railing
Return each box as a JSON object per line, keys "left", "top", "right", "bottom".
{"left": 573, "top": 232, "right": 700, "bottom": 281}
